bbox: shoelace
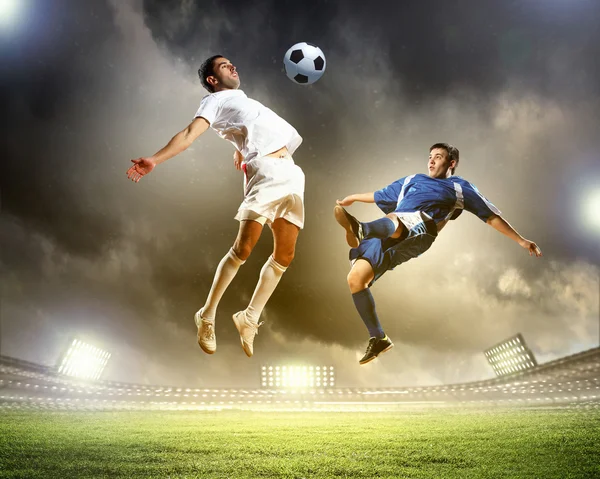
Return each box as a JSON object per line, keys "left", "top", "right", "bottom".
{"left": 364, "top": 338, "right": 377, "bottom": 354}
{"left": 244, "top": 319, "right": 264, "bottom": 339}
{"left": 202, "top": 320, "right": 215, "bottom": 340}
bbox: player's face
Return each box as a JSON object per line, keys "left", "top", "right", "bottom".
{"left": 211, "top": 58, "right": 240, "bottom": 90}
{"left": 428, "top": 148, "right": 453, "bottom": 178}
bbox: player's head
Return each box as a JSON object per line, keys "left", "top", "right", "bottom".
{"left": 198, "top": 55, "right": 240, "bottom": 93}
{"left": 428, "top": 143, "right": 459, "bottom": 178}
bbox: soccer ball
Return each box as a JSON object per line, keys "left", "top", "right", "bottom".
{"left": 283, "top": 42, "right": 326, "bottom": 85}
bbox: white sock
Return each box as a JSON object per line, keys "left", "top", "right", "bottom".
{"left": 201, "top": 248, "right": 245, "bottom": 321}
{"left": 245, "top": 255, "right": 287, "bottom": 323}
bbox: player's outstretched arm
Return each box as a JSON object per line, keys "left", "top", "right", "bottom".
{"left": 336, "top": 192, "right": 375, "bottom": 206}
{"left": 126, "top": 117, "right": 210, "bottom": 183}
{"left": 486, "top": 214, "right": 542, "bottom": 257}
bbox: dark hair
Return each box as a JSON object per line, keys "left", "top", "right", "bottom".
{"left": 430, "top": 142, "right": 460, "bottom": 173}
{"left": 198, "top": 55, "right": 224, "bottom": 93}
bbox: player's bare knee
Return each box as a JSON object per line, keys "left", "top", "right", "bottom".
{"left": 274, "top": 249, "right": 295, "bottom": 267}
{"left": 233, "top": 241, "right": 254, "bottom": 261}
{"left": 347, "top": 271, "right": 368, "bottom": 293}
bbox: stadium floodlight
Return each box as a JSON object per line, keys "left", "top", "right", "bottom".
{"left": 0, "top": 0, "right": 26, "bottom": 31}
{"left": 584, "top": 189, "right": 600, "bottom": 232}
{"left": 57, "top": 339, "right": 111, "bottom": 381}
{"left": 260, "top": 364, "right": 335, "bottom": 388}
{"left": 484, "top": 333, "right": 537, "bottom": 377}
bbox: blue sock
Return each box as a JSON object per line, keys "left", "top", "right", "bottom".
{"left": 362, "top": 217, "right": 396, "bottom": 239}
{"left": 352, "top": 288, "right": 385, "bottom": 338}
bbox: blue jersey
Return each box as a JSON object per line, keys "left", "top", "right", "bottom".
{"left": 374, "top": 174, "right": 501, "bottom": 225}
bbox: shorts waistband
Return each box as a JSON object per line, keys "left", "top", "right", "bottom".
{"left": 259, "top": 153, "right": 293, "bottom": 161}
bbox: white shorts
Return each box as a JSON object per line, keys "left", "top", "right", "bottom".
{"left": 235, "top": 154, "right": 305, "bottom": 229}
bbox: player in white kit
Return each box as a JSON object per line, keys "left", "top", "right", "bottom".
{"left": 127, "top": 55, "right": 305, "bottom": 357}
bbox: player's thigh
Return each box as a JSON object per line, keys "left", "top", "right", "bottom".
{"left": 233, "top": 219, "right": 264, "bottom": 260}
{"left": 271, "top": 218, "right": 300, "bottom": 264}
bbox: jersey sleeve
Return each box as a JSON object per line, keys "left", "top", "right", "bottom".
{"left": 194, "top": 94, "right": 220, "bottom": 125}
{"left": 374, "top": 177, "right": 405, "bottom": 214}
{"left": 462, "top": 181, "right": 501, "bottom": 222}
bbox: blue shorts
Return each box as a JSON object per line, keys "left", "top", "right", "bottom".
{"left": 349, "top": 220, "right": 437, "bottom": 285}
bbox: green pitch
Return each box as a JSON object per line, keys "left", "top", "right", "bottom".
{"left": 1, "top": 407, "right": 599, "bottom": 478}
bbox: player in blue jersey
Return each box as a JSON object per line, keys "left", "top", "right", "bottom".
{"left": 334, "top": 143, "right": 542, "bottom": 365}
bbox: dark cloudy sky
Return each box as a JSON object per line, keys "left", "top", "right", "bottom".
{"left": 1, "top": 0, "right": 599, "bottom": 388}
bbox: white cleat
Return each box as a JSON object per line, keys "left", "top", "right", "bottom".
{"left": 194, "top": 308, "right": 216, "bottom": 354}
{"left": 232, "top": 310, "right": 263, "bottom": 357}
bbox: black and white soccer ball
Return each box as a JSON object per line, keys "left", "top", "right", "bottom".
{"left": 283, "top": 42, "right": 326, "bottom": 85}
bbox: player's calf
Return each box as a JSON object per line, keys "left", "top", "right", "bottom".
{"left": 362, "top": 216, "right": 398, "bottom": 239}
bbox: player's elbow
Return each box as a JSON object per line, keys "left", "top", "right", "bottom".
{"left": 169, "top": 130, "right": 193, "bottom": 153}
{"left": 180, "top": 129, "right": 197, "bottom": 147}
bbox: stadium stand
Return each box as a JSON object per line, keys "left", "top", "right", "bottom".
{"left": 1, "top": 348, "right": 599, "bottom": 411}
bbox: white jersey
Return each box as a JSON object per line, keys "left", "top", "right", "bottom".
{"left": 194, "top": 89, "right": 302, "bottom": 163}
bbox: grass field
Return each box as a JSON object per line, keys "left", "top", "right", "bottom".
{"left": 1, "top": 407, "right": 599, "bottom": 478}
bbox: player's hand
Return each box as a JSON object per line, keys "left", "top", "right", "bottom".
{"left": 127, "top": 157, "right": 156, "bottom": 183}
{"left": 519, "top": 239, "right": 542, "bottom": 257}
{"left": 233, "top": 150, "right": 244, "bottom": 171}
{"left": 336, "top": 196, "right": 355, "bottom": 206}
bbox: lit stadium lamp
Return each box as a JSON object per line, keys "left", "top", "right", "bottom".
{"left": 484, "top": 333, "right": 537, "bottom": 377}
{"left": 584, "top": 189, "right": 600, "bottom": 231}
{"left": 57, "top": 339, "right": 111, "bottom": 381}
{"left": 260, "top": 364, "right": 335, "bottom": 389}
{"left": 0, "top": 0, "right": 24, "bottom": 30}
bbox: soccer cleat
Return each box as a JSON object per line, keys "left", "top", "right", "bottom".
{"left": 359, "top": 336, "right": 394, "bottom": 365}
{"left": 194, "top": 308, "right": 216, "bottom": 354}
{"left": 232, "top": 310, "right": 263, "bottom": 357}
{"left": 334, "top": 205, "right": 364, "bottom": 248}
